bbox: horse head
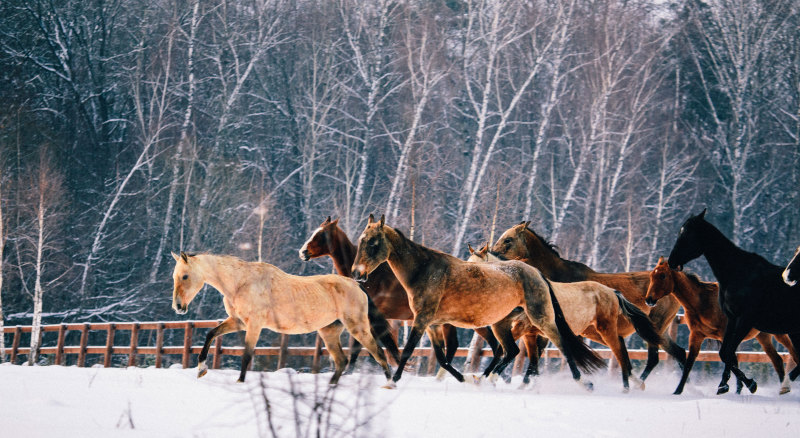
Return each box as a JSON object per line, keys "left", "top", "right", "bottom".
{"left": 351, "top": 214, "right": 390, "bottom": 282}
{"left": 783, "top": 245, "right": 800, "bottom": 287}
{"left": 299, "top": 216, "right": 340, "bottom": 261}
{"left": 170, "top": 251, "right": 204, "bottom": 315}
{"left": 646, "top": 257, "right": 675, "bottom": 307}
{"left": 668, "top": 209, "right": 707, "bottom": 271}
{"left": 467, "top": 242, "right": 497, "bottom": 263}
{"left": 490, "top": 221, "right": 531, "bottom": 260}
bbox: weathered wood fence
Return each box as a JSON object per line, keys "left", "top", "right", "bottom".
{"left": 0, "top": 316, "right": 793, "bottom": 375}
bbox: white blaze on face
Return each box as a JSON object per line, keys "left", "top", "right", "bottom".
{"left": 299, "top": 227, "right": 323, "bottom": 259}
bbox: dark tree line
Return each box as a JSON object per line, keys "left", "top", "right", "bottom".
{"left": 0, "top": 0, "right": 798, "bottom": 347}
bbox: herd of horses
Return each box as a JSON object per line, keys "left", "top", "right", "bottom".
{"left": 169, "top": 209, "right": 800, "bottom": 396}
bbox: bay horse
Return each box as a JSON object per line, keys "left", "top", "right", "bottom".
{"left": 490, "top": 222, "right": 686, "bottom": 381}
{"left": 783, "top": 245, "right": 800, "bottom": 286}
{"left": 170, "top": 252, "right": 392, "bottom": 385}
{"left": 351, "top": 215, "right": 606, "bottom": 388}
{"left": 299, "top": 217, "right": 502, "bottom": 378}
{"left": 667, "top": 209, "right": 800, "bottom": 394}
{"left": 646, "top": 257, "right": 798, "bottom": 395}
{"left": 468, "top": 244, "right": 662, "bottom": 391}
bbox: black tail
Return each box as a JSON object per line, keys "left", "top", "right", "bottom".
{"left": 543, "top": 277, "right": 606, "bottom": 373}
{"left": 366, "top": 295, "right": 401, "bottom": 364}
{"left": 614, "top": 291, "right": 662, "bottom": 346}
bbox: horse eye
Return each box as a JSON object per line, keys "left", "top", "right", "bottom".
{"left": 658, "top": 273, "right": 666, "bottom": 280}
{"left": 504, "top": 238, "right": 512, "bottom": 244}
{"left": 182, "top": 274, "right": 188, "bottom": 280}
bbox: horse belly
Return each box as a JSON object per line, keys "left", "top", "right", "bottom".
{"left": 259, "top": 294, "right": 340, "bottom": 335}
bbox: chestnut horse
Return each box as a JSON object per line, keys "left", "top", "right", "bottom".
{"left": 170, "top": 252, "right": 392, "bottom": 385}
{"left": 351, "top": 215, "right": 605, "bottom": 388}
{"left": 299, "top": 217, "right": 502, "bottom": 377}
{"left": 668, "top": 209, "right": 800, "bottom": 394}
{"left": 468, "top": 244, "right": 662, "bottom": 391}
{"left": 490, "top": 222, "right": 686, "bottom": 381}
{"left": 783, "top": 245, "right": 800, "bottom": 286}
{"left": 646, "top": 257, "right": 798, "bottom": 395}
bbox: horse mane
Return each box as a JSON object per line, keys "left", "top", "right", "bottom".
{"left": 525, "top": 226, "right": 561, "bottom": 258}
{"left": 684, "top": 271, "right": 717, "bottom": 293}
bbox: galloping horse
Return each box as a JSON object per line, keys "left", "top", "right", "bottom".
{"left": 783, "top": 245, "right": 800, "bottom": 286}
{"left": 646, "top": 257, "right": 798, "bottom": 395}
{"left": 170, "top": 252, "right": 392, "bottom": 385}
{"left": 299, "top": 217, "right": 502, "bottom": 377}
{"left": 490, "top": 222, "right": 686, "bottom": 381}
{"left": 351, "top": 215, "right": 605, "bottom": 388}
{"left": 468, "top": 244, "right": 662, "bottom": 391}
{"left": 667, "top": 209, "right": 800, "bottom": 393}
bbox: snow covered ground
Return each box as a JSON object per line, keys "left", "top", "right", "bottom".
{"left": 1, "top": 362, "right": 799, "bottom": 438}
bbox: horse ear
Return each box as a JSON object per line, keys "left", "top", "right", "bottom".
{"left": 324, "top": 216, "right": 331, "bottom": 225}
{"left": 468, "top": 243, "right": 475, "bottom": 254}
{"left": 480, "top": 242, "right": 489, "bottom": 252}
{"left": 331, "top": 217, "right": 339, "bottom": 226}
{"left": 658, "top": 256, "right": 666, "bottom": 264}
{"left": 368, "top": 214, "right": 375, "bottom": 224}
{"left": 180, "top": 251, "right": 189, "bottom": 263}
{"left": 698, "top": 208, "right": 707, "bottom": 219}
{"left": 171, "top": 252, "right": 181, "bottom": 262}
{"left": 524, "top": 221, "right": 531, "bottom": 228}
{"left": 379, "top": 214, "right": 385, "bottom": 228}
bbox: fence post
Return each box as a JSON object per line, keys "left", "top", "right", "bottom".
{"left": 55, "top": 324, "right": 67, "bottom": 365}
{"left": 104, "top": 324, "right": 116, "bottom": 367}
{"left": 311, "top": 334, "right": 323, "bottom": 373}
{"left": 10, "top": 326, "right": 21, "bottom": 364}
{"left": 155, "top": 323, "right": 164, "bottom": 368}
{"left": 77, "top": 324, "right": 89, "bottom": 367}
{"left": 213, "top": 336, "right": 223, "bottom": 369}
{"left": 128, "top": 323, "right": 139, "bottom": 367}
{"left": 276, "top": 334, "right": 290, "bottom": 369}
{"left": 181, "top": 322, "right": 193, "bottom": 369}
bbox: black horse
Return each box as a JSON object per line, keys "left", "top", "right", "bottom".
{"left": 668, "top": 209, "right": 800, "bottom": 394}
{"left": 783, "top": 245, "right": 800, "bottom": 286}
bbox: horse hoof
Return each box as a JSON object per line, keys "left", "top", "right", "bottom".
{"left": 236, "top": 378, "right": 245, "bottom": 384}
{"left": 747, "top": 380, "right": 757, "bottom": 394}
{"left": 435, "top": 368, "right": 448, "bottom": 381}
{"left": 631, "top": 377, "right": 645, "bottom": 391}
{"left": 582, "top": 381, "right": 594, "bottom": 392}
{"left": 780, "top": 386, "right": 791, "bottom": 395}
{"left": 716, "top": 384, "right": 729, "bottom": 395}
{"left": 197, "top": 363, "right": 208, "bottom": 379}
{"left": 622, "top": 386, "right": 630, "bottom": 394}
{"left": 381, "top": 381, "right": 397, "bottom": 390}
{"left": 487, "top": 373, "right": 500, "bottom": 384}
{"left": 518, "top": 382, "right": 530, "bottom": 390}
{"left": 470, "top": 374, "right": 484, "bottom": 385}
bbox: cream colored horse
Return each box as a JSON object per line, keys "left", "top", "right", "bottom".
{"left": 467, "top": 244, "right": 658, "bottom": 391}
{"left": 170, "top": 252, "right": 392, "bottom": 384}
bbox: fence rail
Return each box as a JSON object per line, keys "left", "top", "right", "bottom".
{"left": 0, "top": 316, "right": 793, "bottom": 376}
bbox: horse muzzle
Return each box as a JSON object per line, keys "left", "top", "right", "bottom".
{"left": 351, "top": 265, "right": 368, "bottom": 283}
{"left": 783, "top": 268, "right": 797, "bottom": 287}
{"left": 644, "top": 297, "right": 658, "bottom": 307}
{"left": 173, "top": 300, "right": 188, "bottom": 315}
{"left": 299, "top": 249, "right": 310, "bottom": 262}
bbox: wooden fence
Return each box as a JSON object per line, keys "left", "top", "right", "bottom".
{"left": 0, "top": 316, "right": 793, "bottom": 375}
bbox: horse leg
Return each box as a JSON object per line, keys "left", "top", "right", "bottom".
{"left": 598, "top": 325, "right": 631, "bottom": 392}
{"left": 237, "top": 326, "right": 262, "bottom": 383}
{"left": 435, "top": 324, "right": 460, "bottom": 381}
{"left": 425, "top": 326, "right": 464, "bottom": 383}
{"left": 487, "top": 319, "right": 520, "bottom": 383}
{"left": 674, "top": 332, "right": 703, "bottom": 395}
{"left": 786, "top": 333, "right": 800, "bottom": 381}
{"left": 366, "top": 296, "right": 401, "bottom": 365}
{"left": 390, "top": 316, "right": 430, "bottom": 385}
{"left": 639, "top": 343, "right": 659, "bottom": 381}
{"left": 520, "top": 333, "right": 543, "bottom": 387}
{"left": 475, "top": 326, "right": 503, "bottom": 378}
{"left": 718, "top": 317, "right": 757, "bottom": 394}
{"left": 317, "top": 321, "right": 348, "bottom": 386}
{"left": 343, "top": 315, "right": 393, "bottom": 383}
{"left": 197, "top": 316, "right": 240, "bottom": 378}
{"left": 756, "top": 333, "right": 789, "bottom": 394}
{"left": 345, "top": 338, "right": 363, "bottom": 374}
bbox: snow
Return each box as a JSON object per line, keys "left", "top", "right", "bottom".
{"left": 1, "top": 362, "right": 800, "bottom": 437}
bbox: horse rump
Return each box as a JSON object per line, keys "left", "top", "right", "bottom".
{"left": 544, "top": 278, "right": 606, "bottom": 373}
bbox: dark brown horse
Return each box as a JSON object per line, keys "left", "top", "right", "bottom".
{"left": 299, "top": 217, "right": 501, "bottom": 377}
{"left": 646, "top": 257, "right": 798, "bottom": 395}
{"left": 351, "top": 215, "right": 605, "bottom": 388}
{"left": 491, "top": 222, "right": 686, "bottom": 381}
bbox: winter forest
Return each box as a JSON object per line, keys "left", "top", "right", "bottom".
{"left": 0, "top": 0, "right": 799, "bottom": 350}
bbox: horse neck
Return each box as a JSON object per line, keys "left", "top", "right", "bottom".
{"left": 193, "top": 254, "right": 246, "bottom": 299}
{"left": 698, "top": 222, "right": 747, "bottom": 284}
{"left": 384, "top": 227, "right": 440, "bottom": 293}
{"left": 328, "top": 228, "right": 357, "bottom": 276}
{"left": 526, "top": 234, "right": 593, "bottom": 281}
{"left": 670, "top": 272, "right": 707, "bottom": 315}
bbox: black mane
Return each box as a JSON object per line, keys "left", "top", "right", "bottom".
{"left": 526, "top": 227, "right": 561, "bottom": 258}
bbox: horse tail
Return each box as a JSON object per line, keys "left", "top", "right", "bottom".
{"left": 614, "top": 291, "right": 662, "bottom": 346}
{"left": 366, "top": 295, "right": 401, "bottom": 364}
{"left": 543, "top": 276, "right": 606, "bottom": 373}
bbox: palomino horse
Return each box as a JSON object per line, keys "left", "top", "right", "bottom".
{"left": 646, "top": 257, "right": 798, "bottom": 395}
{"left": 170, "top": 252, "right": 392, "bottom": 385}
{"left": 351, "top": 215, "right": 605, "bottom": 388}
{"left": 490, "top": 222, "right": 686, "bottom": 381}
{"left": 783, "top": 245, "right": 800, "bottom": 286}
{"left": 468, "top": 244, "right": 662, "bottom": 391}
{"left": 668, "top": 209, "right": 800, "bottom": 393}
{"left": 299, "top": 217, "right": 502, "bottom": 377}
